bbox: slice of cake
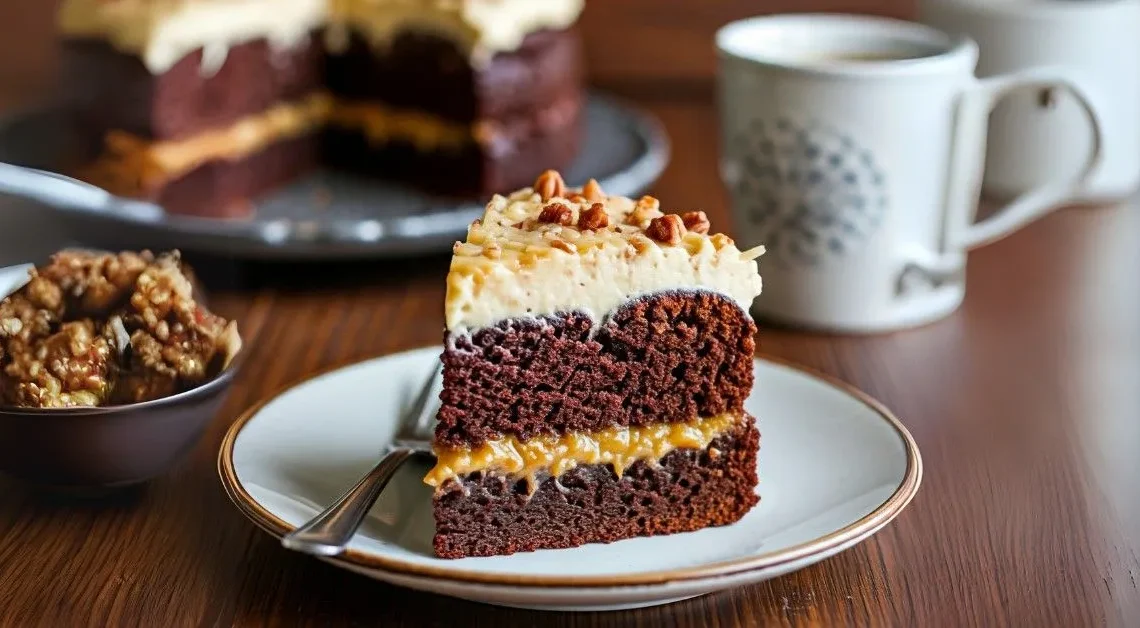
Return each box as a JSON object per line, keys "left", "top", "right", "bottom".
{"left": 56, "top": 0, "right": 584, "bottom": 217}
{"left": 426, "top": 171, "right": 765, "bottom": 558}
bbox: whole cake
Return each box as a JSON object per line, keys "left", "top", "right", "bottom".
{"left": 57, "top": 0, "right": 584, "bottom": 217}
{"left": 426, "top": 171, "right": 765, "bottom": 558}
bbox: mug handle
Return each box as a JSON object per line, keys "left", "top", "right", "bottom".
{"left": 915, "top": 67, "right": 1104, "bottom": 275}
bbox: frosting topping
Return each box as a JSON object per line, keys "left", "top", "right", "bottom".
{"left": 58, "top": 0, "right": 584, "bottom": 73}
{"left": 59, "top": 0, "right": 328, "bottom": 74}
{"left": 445, "top": 171, "right": 765, "bottom": 331}
{"left": 328, "top": 0, "right": 584, "bottom": 64}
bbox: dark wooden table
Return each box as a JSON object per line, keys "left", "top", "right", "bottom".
{"left": 1, "top": 2, "right": 1138, "bottom": 626}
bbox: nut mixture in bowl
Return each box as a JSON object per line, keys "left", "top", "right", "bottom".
{"left": 0, "top": 250, "right": 241, "bottom": 408}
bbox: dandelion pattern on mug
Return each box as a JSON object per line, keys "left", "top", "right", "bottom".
{"left": 724, "top": 117, "right": 887, "bottom": 266}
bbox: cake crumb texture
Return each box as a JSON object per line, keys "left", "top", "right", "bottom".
{"left": 437, "top": 290, "right": 756, "bottom": 448}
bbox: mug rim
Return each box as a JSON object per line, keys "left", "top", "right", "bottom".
{"left": 715, "top": 13, "right": 977, "bottom": 78}
{"left": 919, "top": 0, "right": 1130, "bottom": 20}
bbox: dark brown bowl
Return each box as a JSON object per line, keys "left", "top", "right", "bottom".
{"left": 0, "top": 368, "right": 237, "bottom": 489}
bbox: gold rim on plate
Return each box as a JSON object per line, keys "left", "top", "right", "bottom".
{"left": 217, "top": 350, "right": 923, "bottom": 588}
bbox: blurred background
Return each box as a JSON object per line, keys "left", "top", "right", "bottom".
{"left": 0, "top": 0, "right": 911, "bottom": 265}
{"left": 0, "top": 1, "right": 909, "bottom": 104}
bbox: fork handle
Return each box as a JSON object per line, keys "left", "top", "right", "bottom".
{"left": 280, "top": 447, "right": 416, "bottom": 556}
{"left": 0, "top": 162, "right": 110, "bottom": 211}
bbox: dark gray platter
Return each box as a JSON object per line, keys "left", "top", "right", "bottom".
{"left": 0, "top": 94, "right": 668, "bottom": 260}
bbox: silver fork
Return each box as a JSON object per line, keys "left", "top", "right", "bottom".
{"left": 281, "top": 363, "right": 442, "bottom": 556}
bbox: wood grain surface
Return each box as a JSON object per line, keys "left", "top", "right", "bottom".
{"left": 1, "top": 1, "right": 1139, "bottom": 626}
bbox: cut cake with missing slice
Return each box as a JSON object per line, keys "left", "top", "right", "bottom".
{"left": 56, "top": 0, "right": 585, "bottom": 216}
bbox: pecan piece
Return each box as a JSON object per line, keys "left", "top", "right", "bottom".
{"left": 550, "top": 239, "right": 576, "bottom": 254}
{"left": 534, "top": 170, "right": 566, "bottom": 201}
{"left": 681, "top": 211, "right": 711, "bottom": 234}
{"left": 627, "top": 195, "right": 663, "bottom": 225}
{"left": 538, "top": 202, "right": 573, "bottom": 226}
{"left": 629, "top": 235, "right": 653, "bottom": 255}
{"left": 453, "top": 242, "right": 483, "bottom": 256}
{"left": 582, "top": 178, "right": 606, "bottom": 202}
{"left": 710, "top": 233, "right": 735, "bottom": 249}
{"left": 646, "top": 214, "right": 685, "bottom": 245}
{"left": 577, "top": 203, "right": 610, "bottom": 230}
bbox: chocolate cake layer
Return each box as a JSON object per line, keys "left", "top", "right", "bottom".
{"left": 142, "top": 133, "right": 318, "bottom": 218}
{"left": 433, "top": 415, "right": 760, "bottom": 558}
{"left": 326, "top": 28, "right": 581, "bottom": 123}
{"left": 323, "top": 95, "right": 581, "bottom": 196}
{"left": 61, "top": 35, "right": 324, "bottom": 141}
{"left": 437, "top": 291, "right": 757, "bottom": 448}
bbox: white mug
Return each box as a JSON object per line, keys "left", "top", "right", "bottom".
{"left": 919, "top": 0, "right": 1140, "bottom": 203}
{"left": 715, "top": 14, "right": 1104, "bottom": 333}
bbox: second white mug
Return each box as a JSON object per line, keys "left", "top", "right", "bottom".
{"left": 919, "top": 0, "right": 1140, "bottom": 203}
{"left": 716, "top": 14, "right": 1104, "bottom": 333}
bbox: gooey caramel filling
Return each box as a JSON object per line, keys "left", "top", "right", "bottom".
{"left": 424, "top": 413, "right": 740, "bottom": 488}
{"left": 78, "top": 92, "right": 484, "bottom": 196}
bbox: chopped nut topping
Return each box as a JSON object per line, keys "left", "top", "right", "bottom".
{"left": 682, "top": 211, "right": 711, "bottom": 235}
{"left": 582, "top": 178, "right": 606, "bottom": 202}
{"left": 577, "top": 203, "right": 610, "bottom": 231}
{"left": 444, "top": 174, "right": 765, "bottom": 331}
{"left": 534, "top": 169, "right": 566, "bottom": 201}
{"left": 448, "top": 172, "right": 760, "bottom": 291}
{"left": 0, "top": 250, "right": 241, "bottom": 408}
{"left": 550, "top": 239, "right": 576, "bottom": 254}
{"left": 646, "top": 214, "right": 685, "bottom": 245}
{"left": 741, "top": 245, "right": 766, "bottom": 260}
{"left": 453, "top": 242, "right": 483, "bottom": 256}
{"left": 637, "top": 195, "right": 660, "bottom": 212}
{"left": 538, "top": 202, "right": 573, "bottom": 226}
{"left": 628, "top": 195, "right": 663, "bottom": 225}
{"left": 710, "top": 233, "right": 735, "bottom": 249}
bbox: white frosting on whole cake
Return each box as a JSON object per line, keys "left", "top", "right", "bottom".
{"left": 59, "top": 0, "right": 328, "bottom": 74}
{"left": 329, "top": 0, "right": 584, "bottom": 64}
{"left": 59, "top": 0, "right": 584, "bottom": 74}
{"left": 446, "top": 174, "right": 765, "bottom": 332}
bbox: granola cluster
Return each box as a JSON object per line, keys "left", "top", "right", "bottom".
{"left": 0, "top": 250, "right": 241, "bottom": 408}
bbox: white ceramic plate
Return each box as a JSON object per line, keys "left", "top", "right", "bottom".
{"left": 219, "top": 346, "right": 921, "bottom": 611}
